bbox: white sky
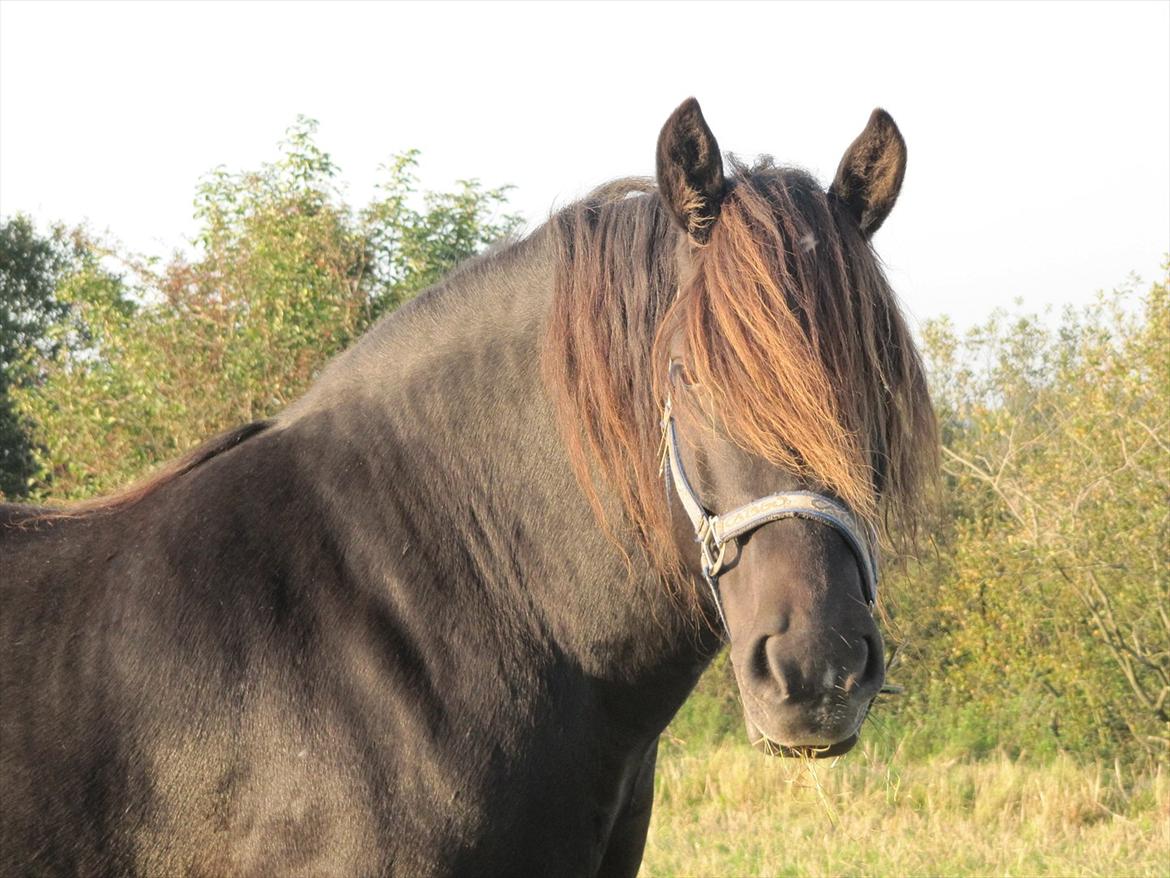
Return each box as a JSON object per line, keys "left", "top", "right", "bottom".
{"left": 1, "top": 0, "right": 1167, "bottom": 330}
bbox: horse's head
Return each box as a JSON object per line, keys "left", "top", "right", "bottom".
{"left": 546, "top": 98, "right": 934, "bottom": 758}
{"left": 652, "top": 99, "right": 923, "bottom": 756}
{"left": 661, "top": 371, "right": 885, "bottom": 756}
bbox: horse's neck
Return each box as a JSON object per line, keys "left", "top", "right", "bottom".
{"left": 284, "top": 231, "right": 711, "bottom": 709}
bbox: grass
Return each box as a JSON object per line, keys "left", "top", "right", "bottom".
{"left": 640, "top": 737, "right": 1169, "bottom": 877}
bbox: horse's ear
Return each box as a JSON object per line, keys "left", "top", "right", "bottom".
{"left": 829, "top": 108, "right": 907, "bottom": 238}
{"left": 656, "top": 98, "right": 726, "bottom": 245}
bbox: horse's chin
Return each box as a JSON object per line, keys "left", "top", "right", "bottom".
{"left": 744, "top": 715, "right": 861, "bottom": 758}
{"left": 751, "top": 732, "right": 859, "bottom": 759}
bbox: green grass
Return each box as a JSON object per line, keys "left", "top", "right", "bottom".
{"left": 640, "top": 738, "right": 1168, "bottom": 877}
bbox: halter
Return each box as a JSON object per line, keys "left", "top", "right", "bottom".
{"left": 659, "top": 381, "right": 879, "bottom": 635}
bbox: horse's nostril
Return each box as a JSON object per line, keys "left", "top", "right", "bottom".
{"left": 772, "top": 660, "right": 802, "bottom": 701}
{"left": 749, "top": 627, "right": 883, "bottom": 706}
{"left": 843, "top": 637, "right": 868, "bottom": 693}
{"left": 761, "top": 635, "right": 813, "bottom": 701}
{"left": 858, "top": 633, "right": 884, "bottom": 689}
{"left": 842, "top": 634, "right": 883, "bottom": 694}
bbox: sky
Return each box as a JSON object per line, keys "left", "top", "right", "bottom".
{"left": 1, "top": 0, "right": 1167, "bottom": 330}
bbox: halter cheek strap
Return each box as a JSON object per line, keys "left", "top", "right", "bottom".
{"left": 659, "top": 392, "right": 879, "bottom": 636}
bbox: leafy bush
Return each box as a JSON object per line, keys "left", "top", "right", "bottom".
{"left": 7, "top": 119, "right": 519, "bottom": 499}
{"left": 888, "top": 271, "right": 1169, "bottom": 762}
{"left": 0, "top": 217, "right": 85, "bottom": 497}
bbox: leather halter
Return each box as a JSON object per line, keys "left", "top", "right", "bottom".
{"left": 659, "top": 382, "right": 879, "bottom": 635}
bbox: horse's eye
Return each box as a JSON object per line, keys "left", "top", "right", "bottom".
{"left": 669, "top": 361, "right": 700, "bottom": 388}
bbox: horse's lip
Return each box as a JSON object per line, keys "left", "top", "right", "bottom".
{"left": 742, "top": 696, "right": 866, "bottom": 759}
{"left": 752, "top": 732, "right": 860, "bottom": 759}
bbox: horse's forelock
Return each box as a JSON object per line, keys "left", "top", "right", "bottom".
{"left": 545, "top": 162, "right": 937, "bottom": 577}
{"left": 659, "top": 164, "right": 937, "bottom": 553}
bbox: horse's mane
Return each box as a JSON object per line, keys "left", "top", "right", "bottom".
{"left": 543, "top": 159, "right": 937, "bottom": 575}
{"left": 16, "top": 420, "right": 273, "bottom": 522}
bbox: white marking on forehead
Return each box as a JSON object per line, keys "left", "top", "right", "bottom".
{"left": 799, "top": 233, "right": 818, "bottom": 253}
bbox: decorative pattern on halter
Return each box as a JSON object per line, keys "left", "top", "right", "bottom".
{"left": 659, "top": 390, "right": 879, "bottom": 636}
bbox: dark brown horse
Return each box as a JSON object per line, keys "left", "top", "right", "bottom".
{"left": 0, "top": 99, "right": 935, "bottom": 876}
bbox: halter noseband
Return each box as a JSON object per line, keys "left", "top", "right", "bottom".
{"left": 659, "top": 383, "right": 879, "bottom": 635}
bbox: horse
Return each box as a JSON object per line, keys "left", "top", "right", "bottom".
{"left": 0, "top": 98, "right": 936, "bottom": 876}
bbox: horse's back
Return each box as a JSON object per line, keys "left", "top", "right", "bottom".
{"left": 1, "top": 506, "right": 140, "bottom": 872}
{"left": 0, "top": 433, "right": 393, "bottom": 875}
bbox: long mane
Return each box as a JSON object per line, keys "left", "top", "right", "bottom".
{"left": 12, "top": 420, "right": 272, "bottom": 522}
{"left": 543, "top": 159, "right": 937, "bottom": 576}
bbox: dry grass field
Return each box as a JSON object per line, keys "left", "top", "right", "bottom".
{"left": 641, "top": 739, "right": 1169, "bottom": 877}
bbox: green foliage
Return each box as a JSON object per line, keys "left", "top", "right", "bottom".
{"left": 0, "top": 217, "right": 90, "bottom": 498}
{"left": 10, "top": 118, "right": 520, "bottom": 500}
{"left": 890, "top": 271, "right": 1169, "bottom": 761}
{"left": 0, "top": 216, "right": 75, "bottom": 366}
{"left": 362, "top": 149, "right": 519, "bottom": 312}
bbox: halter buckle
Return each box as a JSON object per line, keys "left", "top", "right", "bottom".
{"left": 697, "top": 518, "right": 728, "bottom": 579}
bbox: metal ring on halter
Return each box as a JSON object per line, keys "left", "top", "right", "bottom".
{"left": 697, "top": 520, "right": 728, "bottom": 579}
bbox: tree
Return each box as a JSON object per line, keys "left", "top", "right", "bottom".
{"left": 361, "top": 149, "right": 518, "bottom": 312}
{"left": 11, "top": 118, "right": 520, "bottom": 500}
{"left": 0, "top": 217, "right": 83, "bottom": 498}
{"left": 888, "top": 270, "right": 1170, "bottom": 760}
